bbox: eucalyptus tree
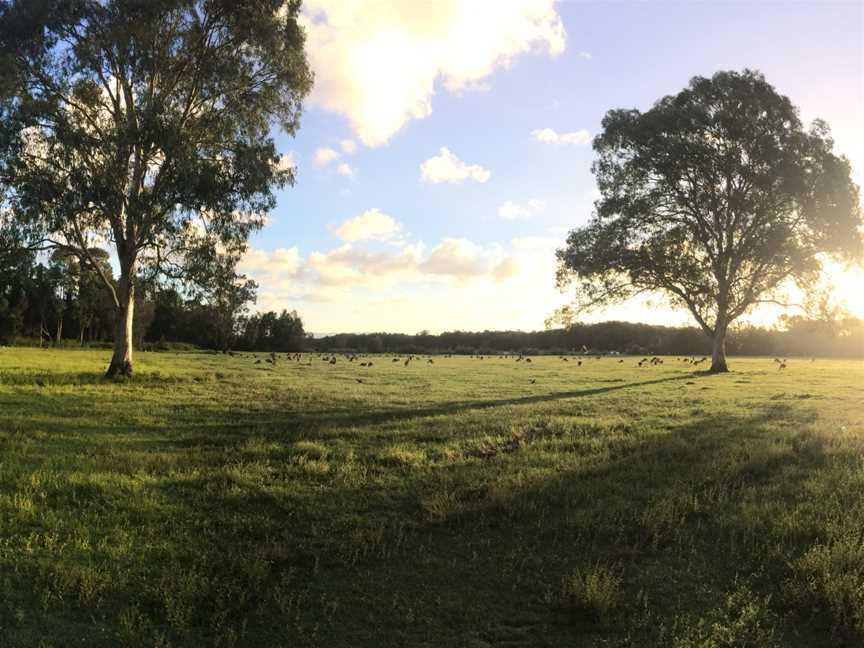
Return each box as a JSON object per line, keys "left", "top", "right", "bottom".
{"left": 0, "top": 0, "right": 312, "bottom": 376}
{"left": 556, "top": 70, "right": 862, "bottom": 372}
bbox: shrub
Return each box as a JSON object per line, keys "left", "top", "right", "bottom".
{"left": 673, "top": 583, "right": 781, "bottom": 648}
{"left": 555, "top": 564, "right": 622, "bottom": 625}
{"left": 786, "top": 530, "right": 864, "bottom": 635}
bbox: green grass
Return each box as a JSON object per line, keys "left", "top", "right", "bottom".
{"left": 0, "top": 348, "right": 862, "bottom": 647}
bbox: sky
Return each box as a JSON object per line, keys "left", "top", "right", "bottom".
{"left": 241, "top": 0, "right": 864, "bottom": 335}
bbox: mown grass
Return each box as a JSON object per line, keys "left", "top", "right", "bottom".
{"left": 0, "top": 348, "right": 862, "bottom": 647}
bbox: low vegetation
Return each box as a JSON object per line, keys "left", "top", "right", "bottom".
{"left": 0, "top": 348, "right": 862, "bottom": 646}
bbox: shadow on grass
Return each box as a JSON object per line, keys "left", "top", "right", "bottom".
{"left": 138, "top": 400, "right": 855, "bottom": 646}
{"left": 1, "top": 383, "right": 859, "bottom": 647}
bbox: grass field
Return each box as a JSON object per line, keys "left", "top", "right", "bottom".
{"left": 0, "top": 348, "right": 862, "bottom": 647}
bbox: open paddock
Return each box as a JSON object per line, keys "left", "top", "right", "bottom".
{"left": 0, "top": 348, "right": 862, "bottom": 646}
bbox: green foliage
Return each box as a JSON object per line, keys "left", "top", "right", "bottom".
{"left": 0, "top": 0, "right": 312, "bottom": 370}
{"left": 556, "top": 70, "right": 863, "bottom": 370}
{"left": 673, "top": 584, "right": 781, "bottom": 648}
{"left": 786, "top": 526, "right": 864, "bottom": 635}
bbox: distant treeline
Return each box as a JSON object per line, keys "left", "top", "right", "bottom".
{"left": 0, "top": 252, "right": 306, "bottom": 352}
{"left": 2, "top": 253, "right": 860, "bottom": 356}
{"left": 310, "top": 319, "right": 864, "bottom": 358}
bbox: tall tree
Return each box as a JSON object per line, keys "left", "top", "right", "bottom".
{"left": 188, "top": 250, "right": 257, "bottom": 351}
{"left": 71, "top": 247, "right": 115, "bottom": 344}
{"left": 0, "top": 0, "right": 312, "bottom": 376}
{"left": 555, "top": 70, "right": 862, "bottom": 372}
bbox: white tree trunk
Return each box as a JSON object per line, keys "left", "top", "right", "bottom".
{"left": 106, "top": 273, "right": 135, "bottom": 378}
{"left": 710, "top": 323, "right": 729, "bottom": 373}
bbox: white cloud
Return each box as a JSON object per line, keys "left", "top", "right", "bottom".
{"left": 422, "top": 238, "right": 495, "bottom": 278}
{"left": 310, "top": 243, "right": 424, "bottom": 286}
{"left": 240, "top": 246, "right": 303, "bottom": 278}
{"left": 314, "top": 147, "right": 341, "bottom": 166}
{"left": 498, "top": 198, "right": 545, "bottom": 220}
{"left": 531, "top": 127, "right": 592, "bottom": 145}
{"left": 300, "top": 0, "right": 566, "bottom": 146}
{"left": 420, "top": 147, "right": 491, "bottom": 184}
{"left": 243, "top": 232, "right": 523, "bottom": 304}
{"left": 334, "top": 208, "right": 401, "bottom": 242}
{"left": 273, "top": 152, "right": 296, "bottom": 173}
{"left": 336, "top": 162, "right": 355, "bottom": 177}
{"left": 492, "top": 256, "right": 521, "bottom": 281}
{"left": 577, "top": 51, "right": 592, "bottom": 60}
{"left": 340, "top": 139, "right": 357, "bottom": 154}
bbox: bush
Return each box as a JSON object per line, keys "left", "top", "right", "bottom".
{"left": 673, "top": 584, "right": 781, "bottom": 648}
{"left": 554, "top": 564, "right": 622, "bottom": 625}
{"left": 786, "top": 530, "right": 864, "bottom": 635}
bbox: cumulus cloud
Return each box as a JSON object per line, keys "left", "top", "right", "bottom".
{"left": 243, "top": 232, "right": 520, "bottom": 300}
{"left": 240, "top": 224, "right": 577, "bottom": 333}
{"left": 577, "top": 51, "right": 592, "bottom": 60}
{"left": 273, "top": 152, "right": 296, "bottom": 173}
{"left": 310, "top": 243, "right": 424, "bottom": 286}
{"left": 300, "top": 0, "right": 566, "bottom": 146}
{"left": 531, "top": 127, "right": 592, "bottom": 145}
{"left": 239, "top": 246, "right": 303, "bottom": 278}
{"left": 334, "top": 208, "right": 401, "bottom": 242}
{"left": 314, "top": 147, "right": 341, "bottom": 166}
{"left": 420, "top": 147, "right": 491, "bottom": 184}
{"left": 422, "top": 238, "right": 495, "bottom": 278}
{"left": 492, "top": 256, "right": 521, "bottom": 281}
{"left": 313, "top": 141, "right": 358, "bottom": 175}
{"left": 498, "top": 198, "right": 545, "bottom": 220}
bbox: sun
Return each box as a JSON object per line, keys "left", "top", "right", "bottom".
{"left": 825, "top": 262, "right": 864, "bottom": 319}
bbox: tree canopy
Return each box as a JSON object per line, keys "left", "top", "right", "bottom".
{"left": 556, "top": 69, "right": 863, "bottom": 372}
{"left": 0, "top": 0, "right": 312, "bottom": 376}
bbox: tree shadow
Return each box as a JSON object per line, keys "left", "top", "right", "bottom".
{"left": 128, "top": 400, "right": 854, "bottom": 646}
{"left": 3, "top": 372, "right": 856, "bottom": 646}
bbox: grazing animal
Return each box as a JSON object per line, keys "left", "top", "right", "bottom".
{"left": 428, "top": 359, "right": 434, "bottom": 364}
{"left": 577, "top": 360, "right": 582, "bottom": 366}
{"left": 525, "top": 358, "right": 532, "bottom": 363}
{"left": 355, "top": 378, "right": 364, "bottom": 383}
{"left": 529, "top": 378, "right": 536, "bottom": 384}
{"left": 404, "top": 359, "right": 410, "bottom": 366}
{"left": 778, "top": 361, "right": 787, "bottom": 370}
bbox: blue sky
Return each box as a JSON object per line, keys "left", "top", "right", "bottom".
{"left": 243, "top": 0, "right": 864, "bottom": 334}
